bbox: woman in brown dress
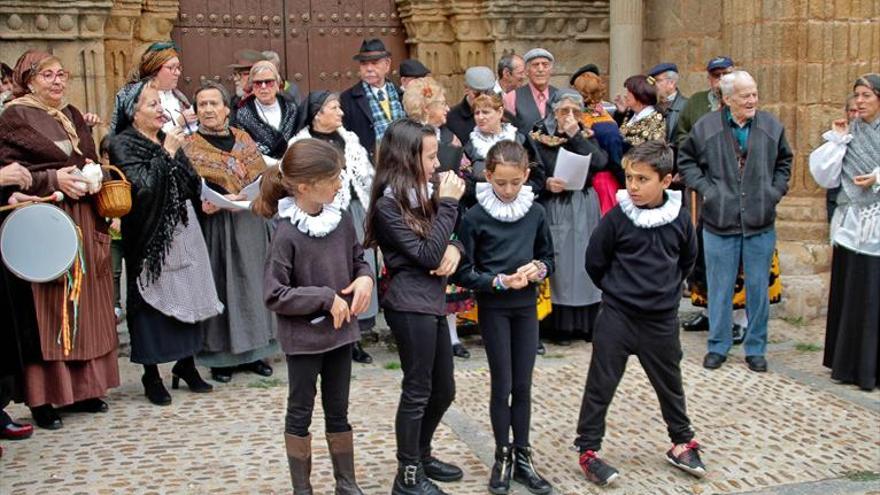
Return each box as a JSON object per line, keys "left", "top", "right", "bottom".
{"left": 0, "top": 50, "right": 119, "bottom": 429}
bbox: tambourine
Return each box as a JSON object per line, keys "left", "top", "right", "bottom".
{"left": 1, "top": 202, "right": 79, "bottom": 282}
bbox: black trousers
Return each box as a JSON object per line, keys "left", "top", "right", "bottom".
{"left": 480, "top": 305, "right": 539, "bottom": 448}
{"left": 574, "top": 304, "right": 694, "bottom": 452}
{"left": 285, "top": 344, "right": 353, "bottom": 437}
{"left": 385, "top": 309, "right": 456, "bottom": 464}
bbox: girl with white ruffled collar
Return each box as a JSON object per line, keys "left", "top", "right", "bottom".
{"left": 254, "top": 138, "right": 373, "bottom": 494}
{"left": 454, "top": 141, "right": 555, "bottom": 495}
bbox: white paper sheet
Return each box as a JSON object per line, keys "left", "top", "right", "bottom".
{"left": 240, "top": 176, "right": 262, "bottom": 201}
{"left": 200, "top": 178, "right": 254, "bottom": 211}
{"left": 553, "top": 148, "right": 592, "bottom": 191}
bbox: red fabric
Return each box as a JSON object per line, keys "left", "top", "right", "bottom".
{"left": 592, "top": 170, "right": 621, "bottom": 216}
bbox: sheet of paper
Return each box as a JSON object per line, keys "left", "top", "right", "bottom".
{"left": 240, "top": 175, "right": 262, "bottom": 201}
{"left": 200, "top": 179, "right": 252, "bottom": 211}
{"left": 553, "top": 148, "right": 592, "bottom": 191}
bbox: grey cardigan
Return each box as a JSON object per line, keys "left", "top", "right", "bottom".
{"left": 678, "top": 110, "right": 793, "bottom": 236}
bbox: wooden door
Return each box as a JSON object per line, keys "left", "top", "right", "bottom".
{"left": 172, "top": 0, "right": 408, "bottom": 99}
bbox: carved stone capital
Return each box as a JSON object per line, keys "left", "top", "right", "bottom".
{"left": 0, "top": 1, "right": 113, "bottom": 41}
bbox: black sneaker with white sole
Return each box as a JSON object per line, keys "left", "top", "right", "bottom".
{"left": 578, "top": 450, "right": 619, "bottom": 486}
{"left": 666, "top": 441, "right": 706, "bottom": 478}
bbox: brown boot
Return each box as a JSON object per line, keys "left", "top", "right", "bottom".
{"left": 284, "top": 433, "right": 313, "bottom": 494}
{"left": 326, "top": 430, "right": 364, "bottom": 495}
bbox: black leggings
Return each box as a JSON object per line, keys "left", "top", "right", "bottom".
{"left": 385, "top": 309, "right": 455, "bottom": 464}
{"left": 285, "top": 344, "right": 353, "bottom": 437}
{"left": 574, "top": 304, "right": 694, "bottom": 452}
{"left": 480, "top": 305, "right": 539, "bottom": 448}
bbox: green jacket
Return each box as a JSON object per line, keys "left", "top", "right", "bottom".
{"left": 673, "top": 90, "right": 716, "bottom": 146}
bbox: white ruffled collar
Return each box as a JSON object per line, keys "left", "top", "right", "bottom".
{"left": 476, "top": 182, "right": 534, "bottom": 222}
{"left": 630, "top": 105, "right": 657, "bottom": 124}
{"left": 469, "top": 123, "right": 518, "bottom": 160}
{"left": 616, "top": 189, "right": 681, "bottom": 228}
{"left": 383, "top": 183, "right": 434, "bottom": 208}
{"left": 277, "top": 197, "right": 342, "bottom": 237}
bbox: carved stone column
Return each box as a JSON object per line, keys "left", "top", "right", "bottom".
{"left": 0, "top": 0, "right": 114, "bottom": 117}
{"left": 609, "top": 0, "right": 643, "bottom": 96}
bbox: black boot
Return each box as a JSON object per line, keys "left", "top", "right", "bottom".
{"left": 488, "top": 445, "right": 513, "bottom": 494}
{"left": 391, "top": 463, "right": 447, "bottom": 495}
{"left": 285, "top": 433, "right": 314, "bottom": 494}
{"left": 326, "top": 430, "right": 364, "bottom": 495}
{"left": 171, "top": 357, "right": 213, "bottom": 393}
{"left": 352, "top": 341, "right": 373, "bottom": 364}
{"left": 512, "top": 446, "right": 552, "bottom": 494}
{"left": 142, "top": 365, "right": 171, "bottom": 406}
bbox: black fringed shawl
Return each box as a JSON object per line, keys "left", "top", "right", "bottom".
{"left": 231, "top": 94, "right": 298, "bottom": 159}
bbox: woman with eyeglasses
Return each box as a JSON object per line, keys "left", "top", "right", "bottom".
{"left": 0, "top": 50, "right": 120, "bottom": 429}
{"left": 231, "top": 61, "right": 299, "bottom": 167}
{"left": 527, "top": 89, "right": 608, "bottom": 345}
{"left": 109, "top": 41, "right": 196, "bottom": 135}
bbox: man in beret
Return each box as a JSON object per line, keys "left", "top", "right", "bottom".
{"left": 446, "top": 66, "right": 497, "bottom": 145}
{"left": 340, "top": 38, "right": 405, "bottom": 166}
{"left": 494, "top": 53, "right": 526, "bottom": 95}
{"left": 503, "top": 48, "right": 559, "bottom": 132}
{"left": 648, "top": 62, "right": 688, "bottom": 142}
{"left": 399, "top": 59, "right": 431, "bottom": 91}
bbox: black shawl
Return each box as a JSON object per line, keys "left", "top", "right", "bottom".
{"left": 108, "top": 128, "right": 201, "bottom": 294}
{"left": 231, "top": 94, "right": 298, "bottom": 159}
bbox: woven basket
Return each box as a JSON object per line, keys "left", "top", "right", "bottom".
{"left": 96, "top": 165, "right": 132, "bottom": 218}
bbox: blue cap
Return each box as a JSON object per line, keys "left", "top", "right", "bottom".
{"left": 647, "top": 62, "right": 678, "bottom": 77}
{"left": 706, "top": 56, "right": 734, "bottom": 72}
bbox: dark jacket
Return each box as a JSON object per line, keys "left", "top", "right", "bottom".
{"left": 586, "top": 196, "right": 697, "bottom": 320}
{"left": 526, "top": 121, "right": 608, "bottom": 202}
{"left": 264, "top": 211, "right": 373, "bottom": 355}
{"left": 339, "top": 80, "right": 401, "bottom": 162}
{"left": 678, "top": 110, "right": 793, "bottom": 236}
{"left": 661, "top": 91, "right": 689, "bottom": 143}
{"left": 373, "top": 196, "right": 462, "bottom": 316}
{"left": 446, "top": 97, "right": 475, "bottom": 145}
{"left": 511, "top": 84, "right": 559, "bottom": 133}
{"left": 673, "top": 89, "right": 714, "bottom": 147}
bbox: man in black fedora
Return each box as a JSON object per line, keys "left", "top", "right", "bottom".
{"left": 340, "top": 38, "right": 406, "bottom": 164}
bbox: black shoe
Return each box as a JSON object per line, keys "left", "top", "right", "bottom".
{"left": 142, "top": 375, "right": 172, "bottom": 406}
{"left": 489, "top": 446, "right": 513, "bottom": 494}
{"left": 732, "top": 324, "right": 745, "bottom": 345}
{"left": 211, "top": 367, "right": 234, "bottom": 383}
{"left": 240, "top": 360, "right": 273, "bottom": 377}
{"left": 422, "top": 455, "right": 463, "bottom": 482}
{"left": 512, "top": 446, "right": 552, "bottom": 494}
{"left": 578, "top": 450, "right": 619, "bottom": 486}
{"left": 536, "top": 341, "right": 546, "bottom": 355}
{"left": 392, "top": 463, "right": 448, "bottom": 495}
{"left": 702, "top": 352, "right": 726, "bottom": 370}
{"left": 59, "top": 398, "right": 108, "bottom": 414}
{"left": 745, "top": 355, "right": 768, "bottom": 372}
{"left": 30, "top": 405, "right": 63, "bottom": 430}
{"left": 666, "top": 441, "right": 706, "bottom": 478}
{"left": 352, "top": 341, "right": 373, "bottom": 364}
{"left": 171, "top": 361, "right": 213, "bottom": 393}
{"left": 452, "top": 343, "right": 470, "bottom": 359}
{"left": 682, "top": 314, "right": 709, "bottom": 332}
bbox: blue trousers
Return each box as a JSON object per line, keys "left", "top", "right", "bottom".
{"left": 703, "top": 229, "right": 776, "bottom": 357}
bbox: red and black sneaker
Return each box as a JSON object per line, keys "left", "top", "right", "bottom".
{"left": 666, "top": 440, "right": 706, "bottom": 478}
{"left": 0, "top": 421, "right": 34, "bottom": 441}
{"left": 578, "top": 450, "right": 619, "bottom": 486}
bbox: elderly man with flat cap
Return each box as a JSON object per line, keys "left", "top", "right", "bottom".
{"left": 399, "top": 59, "right": 431, "bottom": 91}
{"left": 445, "top": 66, "right": 497, "bottom": 145}
{"left": 648, "top": 62, "right": 688, "bottom": 143}
{"left": 503, "top": 48, "right": 559, "bottom": 132}
{"left": 340, "top": 38, "right": 406, "bottom": 164}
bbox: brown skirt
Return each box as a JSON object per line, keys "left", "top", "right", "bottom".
{"left": 24, "top": 348, "right": 120, "bottom": 407}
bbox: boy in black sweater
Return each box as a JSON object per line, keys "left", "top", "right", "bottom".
{"left": 574, "top": 141, "right": 706, "bottom": 486}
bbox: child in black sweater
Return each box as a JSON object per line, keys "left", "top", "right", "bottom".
{"left": 455, "top": 141, "right": 555, "bottom": 495}
{"left": 574, "top": 141, "right": 706, "bottom": 486}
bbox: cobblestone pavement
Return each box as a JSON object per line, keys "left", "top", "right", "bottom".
{"left": 2, "top": 311, "right": 879, "bottom": 495}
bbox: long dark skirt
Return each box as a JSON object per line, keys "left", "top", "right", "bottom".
{"left": 129, "top": 303, "right": 204, "bottom": 365}
{"left": 823, "top": 245, "right": 880, "bottom": 390}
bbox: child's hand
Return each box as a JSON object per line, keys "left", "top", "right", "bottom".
{"left": 516, "top": 262, "right": 540, "bottom": 282}
{"left": 430, "top": 245, "right": 461, "bottom": 277}
{"left": 438, "top": 171, "right": 466, "bottom": 200}
{"left": 341, "top": 276, "right": 373, "bottom": 316}
{"left": 502, "top": 273, "right": 529, "bottom": 290}
{"left": 330, "top": 295, "right": 351, "bottom": 329}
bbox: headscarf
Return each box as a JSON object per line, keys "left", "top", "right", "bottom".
{"left": 136, "top": 41, "right": 179, "bottom": 81}
{"left": 296, "top": 90, "right": 337, "bottom": 131}
{"left": 853, "top": 73, "right": 880, "bottom": 98}
{"left": 110, "top": 79, "right": 150, "bottom": 135}
{"left": 6, "top": 50, "right": 82, "bottom": 155}
{"left": 542, "top": 89, "right": 584, "bottom": 136}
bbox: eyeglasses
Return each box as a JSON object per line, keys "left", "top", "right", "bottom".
{"left": 252, "top": 79, "right": 277, "bottom": 88}
{"left": 555, "top": 107, "right": 582, "bottom": 116}
{"left": 39, "top": 70, "right": 69, "bottom": 82}
{"left": 162, "top": 64, "right": 183, "bottom": 74}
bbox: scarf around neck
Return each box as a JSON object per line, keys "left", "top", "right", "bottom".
{"left": 476, "top": 182, "right": 534, "bottom": 222}
{"left": 6, "top": 94, "right": 82, "bottom": 155}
